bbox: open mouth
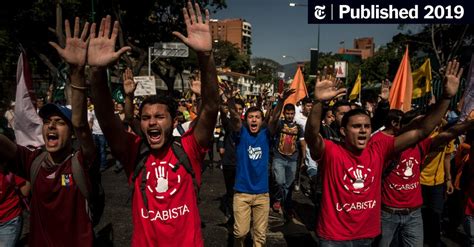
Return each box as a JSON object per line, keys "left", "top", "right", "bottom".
{"left": 147, "top": 129, "right": 162, "bottom": 144}
{"left": 46, "top": 133, "right": 59, "bottom": 147}
{"left": 357, "top": 136, "right": 367, "bottom": 145}
{"left": 249, "top": 123, "right": 258, "bottom": 132}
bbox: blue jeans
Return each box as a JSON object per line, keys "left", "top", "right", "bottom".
{"left": 464, "top": 215, "right": 474, "bottom": 247}
{"left": 305, "top": 145, "right": 318, "bottom": 177}
{"left": 319, "top": 238, "right": 373, "bottom": 247}
{"left": 380, "top": 208, "right": 423, "bottom": 247}
{"left": 272, "top": 157, "right": 297, "bottom": 207}
{"left": 93, "top": 134, "right": 107, "bottom": 168}
{"left": 0, "top": 216, "right": 23, "bottom": 247}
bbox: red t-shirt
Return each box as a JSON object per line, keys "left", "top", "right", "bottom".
{"left": 0, "top": 172, "right": 26, "bottom": 223}
{"left": 464, "top": 148, "right": 474, "bottom": 216}
{"left": 379, "top": 134, "right": 432, "bottom": 208}
{"left": 15, "top": 146, "right": 93, "bottom": 247}
{"left": 317, "top": 135, "right": 394, "bottom": 241}
{"left": 120, "top": 129, "right": 207, "bottom": 247}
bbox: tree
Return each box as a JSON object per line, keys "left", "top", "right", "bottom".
{"left": 251, "top": 57, "right": 282, "bottom": 85}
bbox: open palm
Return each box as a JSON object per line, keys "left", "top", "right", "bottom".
{"left": 315, "top": 78, "right": 346, "bottom": 101}
{"left": 442, "top": 60, "right": 463, "bottom": 98}
{"left": 173, "top": 2, "right": 212, "bottom": 52}
{"left": 88, "top": 15, "right": 130, "bottom": 67}
{"left": 49, "top": 17, "right": 89, "bottom": 67}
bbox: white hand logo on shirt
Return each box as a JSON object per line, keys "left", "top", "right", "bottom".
{"left": 404, "top": 160, "right": 414, "bottom": 177}
{"left": 352, "top": 169, "right": 366, "bottom": 189}
{"left": 155, "top": 166, "right": 169, "bottom": 193}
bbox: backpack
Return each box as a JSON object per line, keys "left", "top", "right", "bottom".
{"left": 30, "top": 151, "right": 105, "bottom": 227}
{"left": 131, "top": 137, "right": 200, "bottom": 209}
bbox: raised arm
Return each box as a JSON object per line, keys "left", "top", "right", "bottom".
{"left": 49, "top": 17, "right": 95, "bottom": 162}
{"left": 88, "top": 16, "right": 131, "bottom": 158}
{"left": 305, "top": 74, "right": 346, "bottom": 160}
{"left": 267, "top": 88, "right": 295, "bottom": 136}
{"left": 122, "top": 67, "right": 137, "bottom": 125}
{"left": 430, "top": 118, "right": 474, "bottom": 152}
{"left": 221, "top": 81, "right": 241, "bottom": 131}
{"left": 173, "top": 2, "right": 219, "bottom": 147}
{"left": 0, "top": 135, "right": 17, "bottom": 161}
{"left": 394, "top": 60, "right": 464, "bottom": 153}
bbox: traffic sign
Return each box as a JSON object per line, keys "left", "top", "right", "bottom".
{"left": 150, "top": 42, "right": 189, "bottom": 58}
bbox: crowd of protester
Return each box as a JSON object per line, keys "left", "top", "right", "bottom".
{"left": 0, "top": 2, "right": 473, "bottom": 247}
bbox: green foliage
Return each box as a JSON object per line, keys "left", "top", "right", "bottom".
{"left": 251, "top": 57, "right": 282, "bottom": 85}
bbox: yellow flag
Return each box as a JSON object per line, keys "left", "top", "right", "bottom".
{"left": 412, "top": 59, "right": 432, "bottom": 99}
{"left": 349, "top": 70, "right": 361, "bottom": 101}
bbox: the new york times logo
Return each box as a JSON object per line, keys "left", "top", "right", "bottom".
{"left": 307, "top": 0, "right": 472, "bottom": 24}
{"left": 314, "top": 6, "right": 326, "bottom": 20}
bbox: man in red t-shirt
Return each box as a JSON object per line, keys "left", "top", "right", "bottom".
{"left": 305, "top": 62, "right": 463, "bottom": 246}
{"left": 88, "top": 4, "right": 219, "bottom": 246}
{"left": 0, "top": 18, "right": 97, "bottom": 246}
{"left": 378, "top": 108, "right": 474, "bottom": 247}
{"left": 0, "top": 169, "right": 29, "bottom": 247}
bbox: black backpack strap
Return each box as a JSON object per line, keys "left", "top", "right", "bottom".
{"left": 177, "top": 124, "right": 185, "bottom": 136}
{"left": 30, "top": 152, "right": 48, "bottom": 189}
{"left": 171, "top": 137, "right": 199, "bottom": 196}
{"left": 71, "top": 151, "right": 90, "bottom": 200}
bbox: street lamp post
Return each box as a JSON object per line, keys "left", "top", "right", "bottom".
{"left": 289, "top": 2, "right": 320, "bottom": 52}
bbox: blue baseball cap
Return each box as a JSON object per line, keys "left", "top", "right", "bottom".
{"left": 39, "top": 103, "right": 72, "bottom": 126}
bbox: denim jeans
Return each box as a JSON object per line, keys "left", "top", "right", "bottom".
{"left": 380, "top": 208, "right": 423, "bottom": 247}
{"left": 304, "top": 145, "right": 318, "bottom": 177}
{"left": 319, "top": 238, "right": 373, "bottom": 247}
{"left": 464, "top": 215, "right": 474, "bottom": 247}
{"left": 233, "top": 193, "right": 269, "bottom": 247}
{"left": 272, "top": 157, "right": 297, "bottom": 206}
{"left": 0, "top": 216, "right": 23, "bottom": 247}
{"left": 93, "top": 134, "right": 107, "bottom": 168}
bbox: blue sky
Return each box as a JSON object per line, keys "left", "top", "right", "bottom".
{"left": 213, "top": 0, "right": 407, "bottom": 65}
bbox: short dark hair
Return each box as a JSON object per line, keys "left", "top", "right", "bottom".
{"left": 341, "top": 109, "right": 370, "bottom": 128}
{"left": 244, "top": 106, "right": 263, "bottom": 120}
{"left": 234, "top": 99, "right": 245, "bottom": 108}
{"left": 384, "top": 109, "right": 404, "bottom": 128}
{"left": 332, "top": 101, "right": 351, "bottom": 113}
{"left": 139, "top": 93, "right": 178, "bottom": 119}
{"left": 302, "top": 97, "right": 313, "bottom": 105}
{"left": 283, "top": 104, "right": 295, "bottom": 112}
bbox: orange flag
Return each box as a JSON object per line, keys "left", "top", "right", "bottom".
{"left": 389, "top": 46, "right": 413, "bottom": 112}
{"left": 284, "top": 66, "right": 308, "bottom": 106}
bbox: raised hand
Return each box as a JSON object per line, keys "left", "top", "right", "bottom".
{"left": 123, "top": 68, "right": 137, "bottom": 96}
{"left": 442, "top": 60, "right": 464, "bottom": 98}
{"left": 49, "top": 17, "right": 90, "bottom": 67}
{"left": 189, "top": 78, "right": 202, "bottom": 96}
{"left": 314, "top": 66, "right": 346, "bottom": 101}
{"left": 280, "top": 88, "right": 296, "bottom": 101}
{"left": 379, "top": 79, "right": 390, "bottom": 101}
{"left": 172, "top": 2, "right": 212, "bottom": 53}
{"left": 88, "top": 15, "right": 131, "bottom": 67}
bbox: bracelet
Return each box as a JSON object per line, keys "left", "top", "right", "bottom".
{"left": 70, "top": 84, "right": 88, "bottom": 90}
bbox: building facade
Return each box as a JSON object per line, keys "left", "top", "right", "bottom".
{"left": 210, "top": 18, "right": 252, "bottom": 55}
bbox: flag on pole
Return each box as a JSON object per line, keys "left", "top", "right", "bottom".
{"left": 389, "top": 46, "right": 413, "bottom": 112}
{"left": 460, "top": 54, "right": 474, "bottom": 121}
{"left": 14, "top": 52, "right": 44, "bottom": 147}
{"left": 412, "top": 58, "right": 432, "bottom": 99}
{"left": 284, "top": 66, "right": 308, "bottom": 106}
{"left": 349, "top": 70, "right": 362, "bottom": 101}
